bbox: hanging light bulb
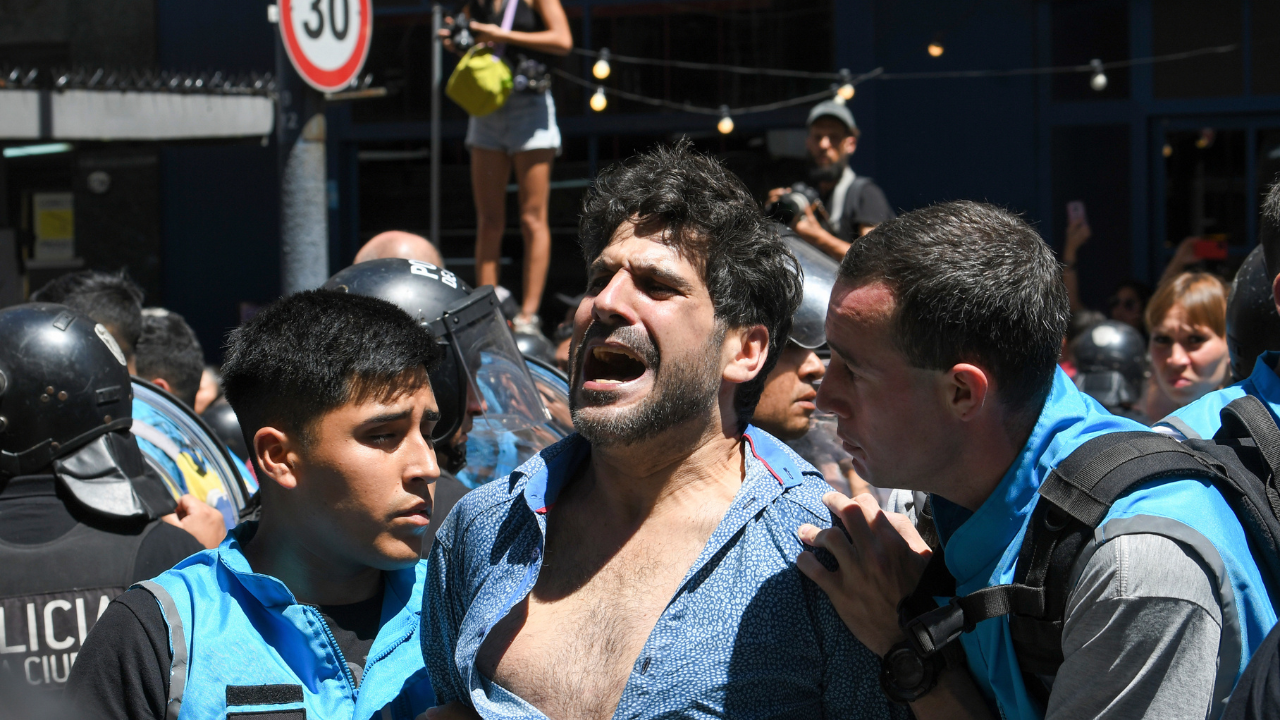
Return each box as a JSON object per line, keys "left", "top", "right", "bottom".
{"left": 836, "top": 68, "right": 854, "bottom": 101}
{"left": 927, "top": 42, "right": 944, "bottom": 57}
{"left": 592, "top": 48, "right": 611, "bottom": 80}
{"left": 1089, "top": 58, "right": 1108, "bottom": 92}
{"left": 590, "top": 85, "right": 607, "bottom": 112}
{"left": 717, "top": 105, "right": 734, "bottom": 135}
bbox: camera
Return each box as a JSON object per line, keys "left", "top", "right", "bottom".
{"left": 450, "top": 13, "right": 475, "bottom": 53}
{"left": 766, "top": 183, "right": 823, "bottom": 225}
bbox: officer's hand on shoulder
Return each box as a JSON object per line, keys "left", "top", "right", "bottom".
{"left": 162, "top": 494, "right": 228, "bottom": 549}
{"left": 796, "top": 492, "right": 932, "bottom": 657}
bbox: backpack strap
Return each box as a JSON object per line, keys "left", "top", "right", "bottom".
{"left": 899, "top": 432, "right": 1225, "bottom": 703}
{"left": 1219, "top": 396, "right": 1280, "bottom": 513}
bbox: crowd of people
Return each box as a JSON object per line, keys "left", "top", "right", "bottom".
{"left": 4, "top": 98, "right": 1280, "bottom": 720}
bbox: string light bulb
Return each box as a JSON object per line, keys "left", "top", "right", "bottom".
{"left": 717, "top": 105, "right": 734, "bottom": 135}
{"left": 593, "top": 48, "right": 611, "bottom": 80}
{"left": 836, "top": 68, "right": 854, "bottom": 101}
{"left": 927, "top": 42, "right": 944, "bottom": 57}
{"left": 590, "top": 86, "right": 607, "bottom": 111}
{"left": 1089, "top": 58, "right": 1107, "bottom": 92}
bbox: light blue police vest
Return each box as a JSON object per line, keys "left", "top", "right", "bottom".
{"left": 939, "top": 368, "right": 1276, "bottom": 719}
{"left": 1156, "top": 351, "right": 1280, "bottom": 440}
{"left": 136, "top": 525, "right": 434, "bottom": 720}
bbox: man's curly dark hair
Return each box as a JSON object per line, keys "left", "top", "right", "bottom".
{"left": 577, "top": 140, "right": 803, "bottom": 431}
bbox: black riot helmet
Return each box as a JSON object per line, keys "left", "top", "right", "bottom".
{"left": 0, "top": 303, "right": 175, "bottom": 520}
{"left": 323, "top": 259, "right": 549, "bottom": 460}
{"left": 1071, "top": 320, "right": 1148, "bottom": 409}
{"left": 1227, "top": 245, "right": 1280, "bottom": 380}
{"left": 778, "top": 227, "right": 839, "bottom": 349}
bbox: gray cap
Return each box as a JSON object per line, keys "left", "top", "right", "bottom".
{"left": 807, "top": 100, "right": 856, "bottom": 133}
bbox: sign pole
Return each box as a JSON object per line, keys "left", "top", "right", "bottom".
{"left": 272, "top": 0, "right": 373, "bottom": 293}
{"left": 430, "top": 3, "right": 443, "bottom": 249}
{"left": 276, "top": 34, "right": 329, "bottom": 295}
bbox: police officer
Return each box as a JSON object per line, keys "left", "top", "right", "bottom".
{"left": 0, "top": 304, "right": 202, "bottom": 692}
{"left": 1071, "top": 319, "right": 1151, "bottom": 424}
{"left": 1156, "top": 182, "right": 1280, "bottom": 440}
{"left": 323, "top": 258, "right": 554, "bottom": 547}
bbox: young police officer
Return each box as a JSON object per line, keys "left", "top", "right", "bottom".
{"left": 800, "top": 202, "right": 1275, "bottom": 719}
{"left": 1156, "top": 181, "right": 1280, "bottom": 440}
{"left": 70, "top": 290, "right": 439, "bottom": 719}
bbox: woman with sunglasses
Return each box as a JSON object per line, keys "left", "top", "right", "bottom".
{"left": 1141, "top": 272, "right": 1232, "bottom": 421}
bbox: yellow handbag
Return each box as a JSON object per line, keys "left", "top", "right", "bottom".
{"left": 446, "top": 45, "right": 514, "bottom": 117}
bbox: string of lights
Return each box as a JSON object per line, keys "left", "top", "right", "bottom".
{"left": 571, "top": 42, "right": 1240, "bottom": 134}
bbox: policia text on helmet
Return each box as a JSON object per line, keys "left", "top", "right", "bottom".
{"left": 323, "top": 259, "right": 550, "bottom": 474}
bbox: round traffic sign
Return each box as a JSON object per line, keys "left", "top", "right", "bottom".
{"left": 279, "top": 0, "right": 373, "bottom": 92}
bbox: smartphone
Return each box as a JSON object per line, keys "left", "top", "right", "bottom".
{"left": 1067, "top": 200, "right": 1087, "bottom": 226}
{"left": 1193, "top": 235, "right": 1228, "bottom": 261}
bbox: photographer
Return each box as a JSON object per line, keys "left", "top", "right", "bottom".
{"left": 439, "top": 0, "right": 571, "bottom": 336}
{"left": 767, "top": 100, "right": 894, "bottom": 261}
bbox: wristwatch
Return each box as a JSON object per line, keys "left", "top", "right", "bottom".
{"left": 879, "top": 640, "right": 946, "bottom": 705}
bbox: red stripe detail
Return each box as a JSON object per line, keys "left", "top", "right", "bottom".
{"left": 742, "top": 433, "right": 784, "bottom": 486}
{"left": 535, "top": 503, "right": 554, "bottom": 514}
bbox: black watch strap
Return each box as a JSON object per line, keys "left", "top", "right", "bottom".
{"left": 879, "top": 640, "right": 946, "bottom": 705}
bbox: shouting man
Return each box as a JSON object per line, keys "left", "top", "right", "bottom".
{"left": 423, "top": 143, "right": 905, "bottom": 720}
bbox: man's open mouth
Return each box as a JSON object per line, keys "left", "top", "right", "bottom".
{"left": 583, "top": 344, "right": 648, "bottom": 386}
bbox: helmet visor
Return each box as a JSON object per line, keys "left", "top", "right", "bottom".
{"left": 782, "top": 231, "right": 839, "bottom": 349}
{"left": 444, "top": 287, "right": 551, "bottom": 435}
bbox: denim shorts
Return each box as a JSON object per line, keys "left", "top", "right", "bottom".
{"left": 465, "top": 89, "right": 561, "bottom": 155}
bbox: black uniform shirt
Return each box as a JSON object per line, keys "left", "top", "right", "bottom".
{"left": 0, "top": 474, "right": 202, "bottom": 693}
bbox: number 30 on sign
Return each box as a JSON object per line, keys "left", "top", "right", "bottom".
{"left": 279, "top": 0, "right": 373, "bottom": 92}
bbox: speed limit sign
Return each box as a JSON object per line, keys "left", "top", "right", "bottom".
{"left": 279, "top": 0, "right": 373, "bottom": 92}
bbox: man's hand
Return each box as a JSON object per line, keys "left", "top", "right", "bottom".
{"left": 161, "top": 494, "right": 227, "bottom": 549}
{"left": 767, "top": 187, "right": 788, "bottom": 206}
{"left": 794, "top": 202, "right": 824, "bottom": 241}
{"left": 796, "top": 492, "right": 931, "bottom": 657}
{"left": 421, "top": 701, "right": 482, "bottom": 720}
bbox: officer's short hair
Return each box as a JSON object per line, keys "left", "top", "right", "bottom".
{"left": 31, "top": 270, "right": 144, "bottom": 358}
{"left": 221, "top": 290, "right": 445, "bottom": 451}
{"left": 136, "top": 310, "right": 205, "bottom": 409}
{"left": 838, "top": 201, "right": 1070, "bottom": 423}
{"left": 1260, "top": 178, "right": 1280, "bottom": 280}
{"left": 577, "top": 140, "right": 803, "bottom": 431}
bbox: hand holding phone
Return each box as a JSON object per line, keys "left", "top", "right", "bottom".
{"left": 1067, "top": 200, "right": 1088, "bottom": 227}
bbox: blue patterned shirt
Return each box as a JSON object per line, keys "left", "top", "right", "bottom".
{"left": 422, "top": 426, "right": 906, "bottom": 720}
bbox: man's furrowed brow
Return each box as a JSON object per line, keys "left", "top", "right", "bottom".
{"left": 630, "top": 260, "right": 696, "bottom": 293}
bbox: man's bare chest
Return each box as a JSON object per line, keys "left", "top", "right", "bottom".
{"left": 475, "top": 535, "right": 705, "bottom": 720}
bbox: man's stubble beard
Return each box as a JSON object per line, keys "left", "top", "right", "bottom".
{"left": 570, "top": 322, "right": 726, "bottom": 448}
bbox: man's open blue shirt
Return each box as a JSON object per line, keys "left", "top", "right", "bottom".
{"left": 422, "top": 426, "right": 905, "bottom": 720}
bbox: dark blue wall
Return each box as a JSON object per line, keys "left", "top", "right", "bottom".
{"left": 861, "top": 0, "right": 1041, "bottom": 221}
{"left": 156, "top": 0, "right": 281, "bottom": 361}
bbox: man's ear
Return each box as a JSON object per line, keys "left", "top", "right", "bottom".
{"left": 943, "top": 363, "right": 991, "bottom": 421}
{"left": 1271, "top": 273, "right": 1280, "bottom": 316}
{"left": 723, "top": 325, "right": 770, "bottom": 384}
{"left": 253, "top": 426, "right": 302, "bottom": 490}
{"left": 843, "top": 135, "right": 858, "bottom": 157}
{"left": 150, "top": 377, "right": 172, "bottom": 394}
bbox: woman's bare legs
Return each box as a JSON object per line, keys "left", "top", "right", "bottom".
{"left": 471, "top": 147, "right": 513, "bottom": 289}
{"left": 513, "top": 148, "right": 556, "bottom": 324}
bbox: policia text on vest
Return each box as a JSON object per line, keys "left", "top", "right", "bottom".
{"left": 1, "top": 588, "right": 116, "bottom": 688}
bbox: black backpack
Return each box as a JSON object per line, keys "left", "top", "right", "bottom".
{"left": 898, "top": 395, "right": 1280, "bottom": 708}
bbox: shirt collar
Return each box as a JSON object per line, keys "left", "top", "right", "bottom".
{"left": 941, "top": 367, "right": 1128, "bottom": 585}
{"left": 1249, "top": 351, "right": 1280, "bottom": 402}
{"left": 214, "top": 522, "right": 421, "bottom": 611}
{"left": 515, "top": 426, "right": 806, "bottom": 518}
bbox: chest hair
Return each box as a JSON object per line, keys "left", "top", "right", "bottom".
{"left": 479, "top": 506, "right": 721, "bottom": 720}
